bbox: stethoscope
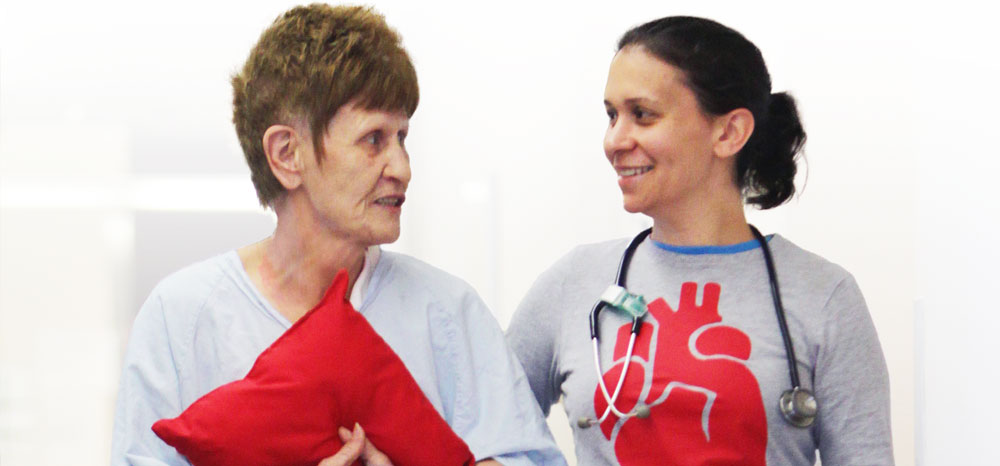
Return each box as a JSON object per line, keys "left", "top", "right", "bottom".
{"left": 578, "top": 225, "right": 818, "bottom": 429}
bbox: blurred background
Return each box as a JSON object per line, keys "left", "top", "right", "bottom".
{"left": 1, "top": 0, "right": 996, "bottom": 464}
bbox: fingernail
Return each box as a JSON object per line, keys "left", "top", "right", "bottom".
{"left": 353, "top": 422, "right": 362, "bottom": 435}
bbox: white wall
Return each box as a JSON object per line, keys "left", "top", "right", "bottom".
{"left": 1, "top": 1, "right": 992, "bottom": 465}
{"left": 910, "top": 3, "right": 1000, "bottom": 464}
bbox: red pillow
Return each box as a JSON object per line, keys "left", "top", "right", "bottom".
{"left": 152, "top": 269, "right": 476, "bottom": 466}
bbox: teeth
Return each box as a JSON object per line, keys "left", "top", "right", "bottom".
{"left": 375, "top": 198, "right": 401, "bottom": 206}
{"left": 618, "top": 167, "right": 652, "bottom": 177}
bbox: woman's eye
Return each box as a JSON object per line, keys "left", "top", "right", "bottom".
{"left": 632, "top": 108, "right": 648, "bottom": 119}
{"left": 606, "top": 109, "right": 617, "bottom": 122}
{"left": 365, "top": 132, "right": 382, "bottom": 147}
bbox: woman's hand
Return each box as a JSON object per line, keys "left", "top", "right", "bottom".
{"left": 317, "top": 423, "right": 393, "bottom": 466}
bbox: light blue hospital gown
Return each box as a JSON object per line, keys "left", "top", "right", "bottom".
{"left": 112, "top": 248, "right": 565, "bottom": 466}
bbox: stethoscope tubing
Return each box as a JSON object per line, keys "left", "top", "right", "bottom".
{"left": 749, "top": 225, "right": 803, "bottom": 389}
{"left": 586, "top": 229, "right": 650, "bottom": 426}
{"left": 592, "top": 332, "right": 638, "bottom": 421}
{"left": 589, "top": 229, "right": 651, "bottom": 341}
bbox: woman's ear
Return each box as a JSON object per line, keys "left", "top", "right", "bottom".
{"left": 263, "top": 124, "right": 304, "bottom": 190}
{"left": 712, "top": 108, "right": 755, "bottom": 159}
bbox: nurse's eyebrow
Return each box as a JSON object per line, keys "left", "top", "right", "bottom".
{"left": 623, "top": 97, "right": 659, "bottom": 107}
{"left": 605, "top": 97, "right": 659, "bottom": 108}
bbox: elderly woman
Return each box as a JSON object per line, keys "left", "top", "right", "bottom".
{"left": 507, "top": 16, "right": 893, "bottom": 465}
{"left": 111, "top": 5, "right": 563, "bottom": 466}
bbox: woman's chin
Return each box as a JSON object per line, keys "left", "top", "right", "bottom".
{"left": 369, "top": 226, "right": 401, "bottom": 246}
{"left": 621, "top": 199, "right": 645, "bottom": 214}
{"left": 339, "top": 223, "right": 400, "bottom": 249}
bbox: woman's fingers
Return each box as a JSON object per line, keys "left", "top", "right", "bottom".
{"left": 318, "top": 424, "right": 365, "bottom": 466}
{"left": 361, "top": 433, "right": 394, "bottom": 466}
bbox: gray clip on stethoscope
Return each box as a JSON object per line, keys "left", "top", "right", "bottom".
{"left": 578, "top": 225, "right": 818, "bottom": 429}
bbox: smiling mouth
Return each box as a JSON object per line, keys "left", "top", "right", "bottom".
{"left": 616, "top": 166, "right": 653, "bottom": 177}
{"left": 374, "top": 196, "right": 405, "bottom": 207}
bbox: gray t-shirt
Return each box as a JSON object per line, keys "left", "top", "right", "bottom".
{"left": 506, "top": 234, "right": 893, "bottom": 465}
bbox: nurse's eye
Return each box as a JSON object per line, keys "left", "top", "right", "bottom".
{"left": 632, "top": 107, "right": 650, "bottom": 120}
{"left": 606, "top": 108, "right": 618, "bottom": 123}
{"left": 397, "top": 130, "right": 408, "bottom": 147}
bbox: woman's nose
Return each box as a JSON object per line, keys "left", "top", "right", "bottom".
{"left": 604, "top": 120, "right": 636, "bottom": 160}
{"left": 383, "top": 142, "right": 411, "bottom": 186}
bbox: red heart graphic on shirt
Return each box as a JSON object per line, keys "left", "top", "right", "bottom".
{"left": 592, "top": 282, "right": 767, "bottom": 465}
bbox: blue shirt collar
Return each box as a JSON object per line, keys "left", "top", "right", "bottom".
{"left": 652, "top": 235, "right": 772, "bottom": 255}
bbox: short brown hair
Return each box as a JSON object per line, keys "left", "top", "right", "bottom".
{"left": 232, "top": 4, "right": 419, "bottom": 206}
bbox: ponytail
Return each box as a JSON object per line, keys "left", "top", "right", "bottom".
{"left": 739, "top": 92, "right": 806, "bottom": 209}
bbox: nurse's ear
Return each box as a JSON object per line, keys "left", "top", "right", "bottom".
{"left": 712, "top": 108, "right": 755, "bottom": 160}
{"left": 264, "top": 124, "right": 305, "bottom": 190}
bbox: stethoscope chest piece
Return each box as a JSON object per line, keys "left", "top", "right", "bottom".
{"left": 779, "top": 387, "right": 818, "bottom": 428}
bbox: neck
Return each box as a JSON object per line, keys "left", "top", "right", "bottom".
{"left": 649, "top": 185, "right": 752, "bottom": 246}
{"left": 240, "top": 195, "right": 367, "bottom": 322}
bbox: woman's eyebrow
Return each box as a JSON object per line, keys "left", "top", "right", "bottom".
{"left": 606, "top": 97, "right": 659, "bottom": 108}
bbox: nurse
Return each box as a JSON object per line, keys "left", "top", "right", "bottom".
{"left": 111, "top": 4, "right": 564, "bottom": 466}
{"left": 507, "top": 16, "right": 893, "bottom": 465}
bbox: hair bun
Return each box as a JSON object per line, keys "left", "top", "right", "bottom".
{"left": 741, "top": 92, "right": 806, "bottom": 209}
